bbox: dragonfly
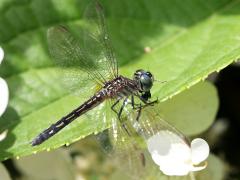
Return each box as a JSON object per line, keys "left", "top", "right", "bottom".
{"left": 31, "top": 1, "right": 159, "bottom": 147}
{"left": 30, "top": 1, "right": 192, "bottom": 178}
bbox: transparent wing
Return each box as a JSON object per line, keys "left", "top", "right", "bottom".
{"left": 47, "top": 26, "right": 103, "bottom": 97}
{"left": 47, "top": 1, "right": 118, "bottom": 96}
{"left": 83, "top": 1, "right": 118, "bottom": 79}
{"left": 129, "top": 105, "right": 189, "bottom": 144}
{"left": 97, "top": 101, "right": 190, "bottom": 179}
{"left": 96, "top": 101, "right": 161, "bottom": 179}
{"left": 48, "top": 26, "right": 107, "bottom": 85}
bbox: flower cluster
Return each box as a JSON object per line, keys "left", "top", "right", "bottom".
{"left": 147, "top": 130, "right": 209, "bottom": 176}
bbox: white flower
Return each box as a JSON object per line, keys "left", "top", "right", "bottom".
{"left": 0, "top": 46, "right": 9, "bottom": 141}
{"left": 0, "top": 46, "right": 4, "bottom": 63}
{"left": 0, "top": 130, "right": 8, "bottom": 141}
{"left": 0, "top": 46, "right": 8, "bottom": 117}
{"left": 0, "top": 77, "right": 8, "bottom": 117}
{"left": 147, "top": 131, "right": 209, "bottom": 176}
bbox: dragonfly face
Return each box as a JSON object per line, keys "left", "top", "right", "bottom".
{"left": 134, "top": 69, "right": 154, "bottom": 92}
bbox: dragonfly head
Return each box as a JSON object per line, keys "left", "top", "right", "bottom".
{"left": 133, "top": 69, "right": 154, "bottom": 92}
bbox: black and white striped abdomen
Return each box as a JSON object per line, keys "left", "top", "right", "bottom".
{"left": 31, "top": 91, "right": 107, "bottom": 146}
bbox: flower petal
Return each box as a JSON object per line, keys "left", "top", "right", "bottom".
{"left": 0, "top": 130, "right": 8, "bottom": 141}
{"left": 191, "top": 138, "right": 210, "bottom": 165}
{"left": 159, "top": 161, "right": 191, "bottom": 176}
{"left": 147, "top": 131, "right": 191, "bottom": 158}
{"left": 147, "top": 131, "right": 193, "bottom": 176}
{"left": 0, "top": 78, "right": 9, "bottom": 116}
{"left": 0, "top": 46, "right": 4, "bottom": 63}
{"left": 147, "top": 131, "right": 171, "bottom": 156}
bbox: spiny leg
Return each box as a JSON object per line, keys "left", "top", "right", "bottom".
{"left": 136, "top": 105, "right": 142, "bottom": 122}
{"left": 131, "top": 95, "right": 157, "bottom": 110}
{"left": 111, "top": 97, "right": 131, "bottom": 136}
{"left": 130, "top": 96, "right": 143, "bottom": 121}
{"left": 111, "top": 97, "right": 130, "bottom": 119}
{"left": 131, "top": 95, "right": 148, "bottom": 110}
{"left": 131, "top": 95, "right": 141, "bottom": 109}
{"left": 118, "top": 97, "right": 132, "bottom": 136}
{"left": 137, "top": 94, "right": 158, "bottom": 106}
{"left": 111, "top": 97, "right": 122, "bottom": 115}
{"left": 117, "top": 97, "right": 129, "bottom": 120}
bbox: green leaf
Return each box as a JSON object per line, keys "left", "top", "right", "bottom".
{"left": 158, "top": 82, "right": 219, "bottom": 136}
{"left": 0, "top": 0, "right": 238, "bottom": 160}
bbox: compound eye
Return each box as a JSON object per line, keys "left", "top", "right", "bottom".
{"left": 140, "top": 74, "right": 153, "bottom": 91}
{"left": 146, "top": 71, "right": 152, "bottom": 77}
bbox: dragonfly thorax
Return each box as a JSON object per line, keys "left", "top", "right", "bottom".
{"left": 102, "top": 76, "right": 137, "bottom": 98}
{"left": 133, "top": 69, "right": 154, "bottom": 92}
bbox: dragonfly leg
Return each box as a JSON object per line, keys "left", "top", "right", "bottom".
{"left": 111, "top": 98, "right": 122, "bottom": 115}
{"left": 117, "top": 97, "right": 132, "bottom": 136}
{"left": 138, "top": 95, "right": 158, "bottom": 106}
{"left": 111, "top": 97, "right": 131, "bottom": 135}
{"left": 122, "top": 123, "right": 131, "bottom": 136}
{"left": 117, "top": 97, "right": 129, "bottom": 120}
{"left": 131, "top": 95, "right": 142, "bottom": 110}
{"left": 131, "top": 95, "right": 157, "bottom": 111}
{"left": 136, "top": 105, "right": 142, "bottom": 122}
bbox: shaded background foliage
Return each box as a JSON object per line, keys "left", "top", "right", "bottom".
{"left": 0, "top": 0, "right": 240, "bottom": 179}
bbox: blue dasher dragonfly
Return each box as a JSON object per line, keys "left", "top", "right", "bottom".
{"left": 31, "top": 1, "right": 196, "bottom": 178}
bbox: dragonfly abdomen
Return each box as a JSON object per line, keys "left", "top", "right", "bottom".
{"left": 31, "top": 91, "right": 106, "bottom": 146}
